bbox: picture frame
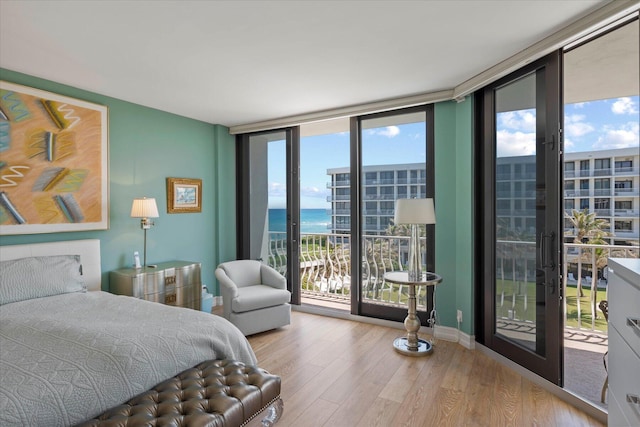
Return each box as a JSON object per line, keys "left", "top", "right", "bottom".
{"left": 0, "top": 81, "right": 109, "bottom": 235}
{"left": 166, "top": 177, "right": 202, "bottom": 213}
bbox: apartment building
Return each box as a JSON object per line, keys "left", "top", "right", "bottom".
{"left": 564, "top": 147, "right": 639, "bottom": 244}
{"left": 328, "top": 147, "right": 639, "bottom": 244}
{"left": 497, "top": 147, "right": 639, "bottom": 245}
{"left": 326, "top": 163, "right": 426, "bottom": 235}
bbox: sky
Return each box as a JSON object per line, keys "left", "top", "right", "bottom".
{"left": 268, "top": 121, "right": 426, "bottom": 209}
{"left": 497, "top": 96, "right": 640, "bottom": 157}
{"left": 269, "top": 96, "right": 639, "bottom": 209}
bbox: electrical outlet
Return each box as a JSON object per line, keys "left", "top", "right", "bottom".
{"left": 457, "top": 310, "right": 463, "bottom": 323}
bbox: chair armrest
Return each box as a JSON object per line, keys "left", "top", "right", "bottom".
{"left": 260, "top": 264, "right": 287, "bottom": 289}
{"left": 215, "top": 267, "right": 239, "bottom": 319}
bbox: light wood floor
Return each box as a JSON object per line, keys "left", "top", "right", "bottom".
{"left": 246, "top": 311, "right": 604, "bottom": 427}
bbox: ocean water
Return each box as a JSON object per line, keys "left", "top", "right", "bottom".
{"left": 268, "top": 208, "right": 330, "bottom": 234}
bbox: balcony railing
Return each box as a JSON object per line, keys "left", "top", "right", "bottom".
{"left": 563, "top": 242, "right": 639, "bottom": 332}
{"left": 267, "top": 232, "right": 430, "bottom": 310}
{"left": 496, "top": 240, "right": 638, "bottom": 334}
{"left": 614, "top": 166, "right": 640, "bottom": 176}
{"left": 614, "top": 209, "right": 639, "bottom": 217}
{"left": 326, "top": 180, "right": 350, "bottom": 188}
{"left": 267, "top": 232, "right": 639, "bottom": 334}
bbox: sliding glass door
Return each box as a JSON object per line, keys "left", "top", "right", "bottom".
{"left": 237, "top": 129, "right": 300, "bottom": 303}
{"left": 478, "top": 51, "right": 563, "bottom": 384}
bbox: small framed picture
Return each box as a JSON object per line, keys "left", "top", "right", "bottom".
{"left": 166, "top": 177, "right": 202, "bottom": 213}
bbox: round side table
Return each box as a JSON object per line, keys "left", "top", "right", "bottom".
{"left": 383, "top": 271, "right": 442, "bottom": 356}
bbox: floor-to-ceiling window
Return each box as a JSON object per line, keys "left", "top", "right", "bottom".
{"left": 237, "top": 105, "right": 435, "bottom": 323}
{"left": 562, "top": 16, "right": 639, "bottom": 408}
{"left": 477, "top": 14, "right": 639, "bottom": 407}
{"left": 478, "top": 51, "right": 563, "bottom": 385}
{"left": 355, "top": 106, "right": 435, "bottom": 323}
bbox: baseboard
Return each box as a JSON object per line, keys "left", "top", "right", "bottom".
{"left": 293, "top": 304, "right": 435, "bottom": 334}
{"left": 434, "top": 325, "right": 476, "bottom": 349}
{"left": 212, "top": 296, "right": 223, "bottom": 306}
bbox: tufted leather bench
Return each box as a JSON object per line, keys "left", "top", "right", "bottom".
{"left": 77, "top": 359, "right": 282, "bottom": 427}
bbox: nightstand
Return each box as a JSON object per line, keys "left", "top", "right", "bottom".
{"left": 109, "top": 261, "right": 201, "bottom": 311}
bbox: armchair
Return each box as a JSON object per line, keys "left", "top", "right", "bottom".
{"left": 215, "top": 260, "right": 291, "bottom": 336}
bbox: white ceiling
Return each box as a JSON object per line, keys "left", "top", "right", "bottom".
{"left": 0, "top": 0, "right": 617, "bottom": 128}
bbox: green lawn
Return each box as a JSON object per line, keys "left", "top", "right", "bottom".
{"left": 496, "top": 279, "right": 607, "bottom": 332}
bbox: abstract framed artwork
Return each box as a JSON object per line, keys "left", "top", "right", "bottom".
{"left": 166, "top": 177, "right": 202, "bottom": 213}
{"left": 0, "top": 81, "right": 109, "bottom": 235}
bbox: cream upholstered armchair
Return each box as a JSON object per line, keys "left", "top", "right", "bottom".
{"left": 215, "top": 260, "right": 291, "bottom": 336}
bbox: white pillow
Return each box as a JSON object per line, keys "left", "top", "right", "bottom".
{"left": 0, "top": 255, "right": 85, "bottom": 305}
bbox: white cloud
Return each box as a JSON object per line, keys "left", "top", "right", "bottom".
{"left": 300, "top": 186, "right": 327, "bottom": 198}
{"left": 564, "top": 114, "right": 594, "bottom": 138}
{"left": 269, "top": 182, "right": 286, "bottom": 197}
{"left": 612, "top": 97, "right": 639, "bottom": 115}
{"left": 593, "top": 122, "right": 640, "bottom": 149}
{"left": 572, "top": 102, "right": 589, "bottom": 109}
{"left": 496, "top": 130, "right": 536, "bottom": 157}
{"left": 563, "top": 138, "right": 576, "bottom": 150}
{"left": 371, "top": 126, "right": 400, "bottom": 138}
{"left": 498, "top": 110, "right": 536, "bottom": 132}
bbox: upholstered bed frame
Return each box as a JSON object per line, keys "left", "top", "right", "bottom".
{"left": 0, "top": 239, "right": 101, "bottom": 291}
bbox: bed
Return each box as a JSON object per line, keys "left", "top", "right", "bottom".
{"left": 0, "top": 239, "right": 258, "bottom": 427}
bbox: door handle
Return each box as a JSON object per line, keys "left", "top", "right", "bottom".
{"left": 539, "top": 232, "right": 555, "bottom": 269}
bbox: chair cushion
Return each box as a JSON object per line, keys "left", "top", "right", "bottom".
{"left": 232, "top": 285, "right": 291, "bottom": 313}
{"left": 220, "top": 260, "right": 262, "bottom": 288}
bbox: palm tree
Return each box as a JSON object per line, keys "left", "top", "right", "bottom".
{"left": 565, "top": 209, "right": 610, "bottom": 297}
{"left": 565, "top": 209, "right": 610, "bottom": 243}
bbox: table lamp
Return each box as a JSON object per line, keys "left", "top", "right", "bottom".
{"left": 130, "top": 197, "right": 159, "bottom": 267}
{"left": 394, "top": 198, "right": 436, "bottom": 281}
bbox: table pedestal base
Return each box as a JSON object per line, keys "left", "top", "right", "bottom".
{"left": 393, "top": 337, "right": 432, "bottom": 356}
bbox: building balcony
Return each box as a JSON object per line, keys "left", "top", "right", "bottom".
{"left": 327, "top": 209, "right": 351, "bottom": 215}
{"left": 326, "top": 180, "right": 350, "bottom": 188}
{"left": 613, "top": 188, "right": 638, "bottom": 196}
{"left": 614, "top": 209, "right": 639, "bottom": 217}
{"left": 363, "top": 194, "right": 396, "bottom": 200}
{"left": 614, "top": 166, "right": 640, "bottom": 176}
{"left": 593, "top": 188, "right": 612, "bottom": 196}
{"left": 327, "top": 194, "right": 350, "bottom": 202}
{"left": 362, "top": 209, "right": 394, "bottom": 216}
{"left": 593, "top": 168, "right": 612, "bottom": 177}
{"left": 364, "top": 178, "right": 396, "bottom": 186}
{"left": 594, "top": 209, "right": 612, "bottom": 216}
{"left": 565, "top": 189, "right": 591, "bottom": 197}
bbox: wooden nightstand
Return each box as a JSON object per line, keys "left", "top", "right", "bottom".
{"left": 109, "top": 261, "right": 201, "bottom": 311}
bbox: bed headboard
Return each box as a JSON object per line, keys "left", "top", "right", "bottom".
{"left": 0, "top": 239, "right": 102, "bottom": 291}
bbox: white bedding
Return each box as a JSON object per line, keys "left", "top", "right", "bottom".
{"left": 0, "top": 291, "right": 257, "bottom": 427}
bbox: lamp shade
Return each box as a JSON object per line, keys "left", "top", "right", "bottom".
{"left": 130, "top": 197, "right": 159, "bottom": 218}
{"left": 394, "top": 198, "right": 436, "bottom": 225}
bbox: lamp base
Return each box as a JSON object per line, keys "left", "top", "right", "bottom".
{"left": 393, "top": 337, "right": 432, "bottom": 356}
{"left": 407, "top": 223, "right": 422, "bottom": 281}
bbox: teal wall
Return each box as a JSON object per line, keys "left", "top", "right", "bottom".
{"left": 434, "top": 97, "right": 475, "bottom": 335}
{"left": 0, "top": 69, "right": 236, "bottom": 295}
